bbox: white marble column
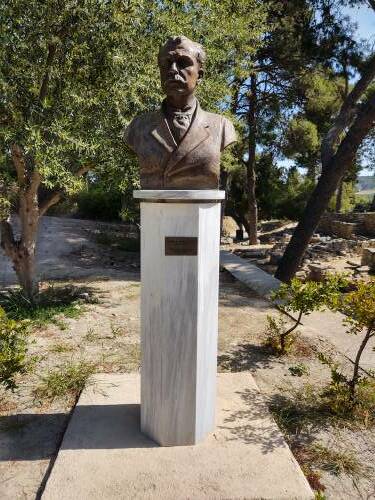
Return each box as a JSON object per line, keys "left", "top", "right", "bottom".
{"left": 133, "top": 190, "right": 225, "bottom": 446}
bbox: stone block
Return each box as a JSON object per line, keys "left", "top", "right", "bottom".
{"left": 361, "top": 247, "right": 375, "bottom": 270}
{"left": 241, "top": 248, "right": 269, "bottom": 259}
{"left": 222, "top": 216, "right": 238, "bottom": 237}
{"left": 331, "top": 220, "right": 358, "bottom": 239}
{"left": 270, "top": 251, "right": 283, "bottom": 265}
{"left": 364, "top": 213, "right": 375, "bottom": 236}
{"left": 308, "top": 264, "right": 331, "bottom": 282}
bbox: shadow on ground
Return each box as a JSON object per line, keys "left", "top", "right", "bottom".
{"left": 0, "top": 412, "right": 69, "bottom": 461}
{"left": 219, "top": 387, "right": 287, "bottom": 454}
{"left": 0, "top": 405, "right": 158, "bottom": 461}
{"left": 218, "top": 343, "right": 277, "bottom": 372}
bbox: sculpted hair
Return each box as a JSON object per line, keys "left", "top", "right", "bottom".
{"left": 158, "top": 36, "right": 206, "bottom": 68}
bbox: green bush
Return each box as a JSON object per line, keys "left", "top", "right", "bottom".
{"left": 0, "top": 306, "right": 28, "bottom": 391}
{"left": 76, "top": 188, "right": 122, "bottom": 221}
{"left": 321, "top": 279, "right": 375, "bottom": 409}
{"left": 265, "top": 275, "right": 346, "bottom": 354}
{"left": 328, "top": 181, "right": 356, "bottom": 213}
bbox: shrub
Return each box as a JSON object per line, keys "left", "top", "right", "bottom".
{"left": 320, "top": 279, "right": 375, "bottom": 412}
{"left": 76, "top": 187, "right": 122, "bottom": 221}
{"left": 264, "top": 314, "right": 297, "bottom": 354}
{"left": 289, "top": 363, "right": 310, "bottom": 377}
{"left": 95, "top": 231, "right": 140, "bottom": 252}
{"left": 0, "top": 306, "right": 28, "bottom": 391}
{"left": 265, "top": 275, "right": 345, "bottom": 354}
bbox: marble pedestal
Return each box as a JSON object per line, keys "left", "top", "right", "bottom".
{"left": 133, "top": 190, "right": 225, "bottom": 446}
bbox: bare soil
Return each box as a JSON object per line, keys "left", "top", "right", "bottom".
{"left": 1, "top": 217, "right": 374, "bottom": 499}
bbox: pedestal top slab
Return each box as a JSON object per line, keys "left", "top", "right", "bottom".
{"left": 133, "top": 189, "right": 225, "bottom": 202}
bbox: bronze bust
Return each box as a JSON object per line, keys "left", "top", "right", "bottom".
{"left": 124, "top": 36, "right": 236, "bottom": 190}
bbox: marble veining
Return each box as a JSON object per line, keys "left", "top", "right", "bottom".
{"left": 139, "top": 200, "right": 221, "bottom": 446}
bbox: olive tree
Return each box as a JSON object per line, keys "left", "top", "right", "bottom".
{"left": 0, "top": 0, "right": 267, "bottom": 301}
{"left": 0, "top": 1, "right": 153, "bottom": 300}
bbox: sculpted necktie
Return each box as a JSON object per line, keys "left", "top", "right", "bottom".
{"left": 171, "top": 112, "right": 191, "bottom": 142}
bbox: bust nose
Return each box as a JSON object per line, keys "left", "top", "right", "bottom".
{"left": 168, "top": 61, "right": 178, "bottom": 75}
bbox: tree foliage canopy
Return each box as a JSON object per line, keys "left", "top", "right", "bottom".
{"left": 0, "top": 0, "right": 267, "bottom": 203}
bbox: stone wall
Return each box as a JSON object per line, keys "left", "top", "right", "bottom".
{"left": 318, "top": 212, "right": 375, "bottom": 237}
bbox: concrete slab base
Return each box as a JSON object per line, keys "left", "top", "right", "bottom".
{"left": 42, "top": 373, "right": 313, "bottom": 500}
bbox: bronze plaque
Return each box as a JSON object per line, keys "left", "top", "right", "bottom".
{"left": 165, "top": 236, "right": 198, "bottom": 256}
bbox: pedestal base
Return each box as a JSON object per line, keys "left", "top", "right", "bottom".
{"left": 135, "top": 190, "right": 224, "bottom": 446}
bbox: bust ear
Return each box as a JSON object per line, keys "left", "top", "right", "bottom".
{"left": 197, "top": 68, "right": 204, "bottom": 85}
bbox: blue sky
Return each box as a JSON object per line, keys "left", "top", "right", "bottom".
{"left": 343, "top": 3, "right": 375, "bottom": 45}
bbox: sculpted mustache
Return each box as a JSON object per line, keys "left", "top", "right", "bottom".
{"left": 167, "top": 75, "right": 185, "bottom": 82}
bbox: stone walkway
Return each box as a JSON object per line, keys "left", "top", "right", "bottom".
{"left": 220, "top": 250, "right": 280, "bottom": 299}
{"left": 220, "top": 250, "right": 375, "bottom": 373}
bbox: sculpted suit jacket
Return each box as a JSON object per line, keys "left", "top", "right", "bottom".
{"left": 123, "top": 100, "right": 236, "bottom": 189}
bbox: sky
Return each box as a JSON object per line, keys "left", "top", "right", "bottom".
{"left": 343, "top": 3, "right": 375, "bottom": 46}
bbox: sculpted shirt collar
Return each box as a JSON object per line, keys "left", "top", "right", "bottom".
{"left": 162, "top": 97, "right": 197, "bottom": 118}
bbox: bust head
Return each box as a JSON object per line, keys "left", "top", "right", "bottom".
{"left": 158, "top": 36, "right": 206, "bottom": 98}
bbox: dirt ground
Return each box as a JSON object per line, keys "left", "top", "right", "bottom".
{"left": 1, "top": 217, "right": 375, "bottom": 499}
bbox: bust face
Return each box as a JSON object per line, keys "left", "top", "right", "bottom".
{"left": 159, "top": 42, "right": 203, "bottom": 98}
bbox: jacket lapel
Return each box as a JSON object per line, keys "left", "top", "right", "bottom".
{"left": 150, "top": 113, "right": 176, "bottom": 154}
{"left": 164, "top": 102, "right": 210, "bottom": 175}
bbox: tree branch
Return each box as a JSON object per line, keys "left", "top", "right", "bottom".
{"left": 39, "top": 192, "right": 62, "bottom": 216}
{"left": 276, "top": 92, "right": 375, "bottom": 282}
{"left": 39, "top": 164, "right": 90, "bottom": 216}
{"left": 321, "top": 52, "right": 375, "bottom": 167}
{"left": 76, "top": 164, "right": 91, "bottom": 177}
{"left": 10, "top": 144, "right": 27, "bottom": 187}
{"left": 39, "top": 42, "right": 57, "bottom": 101}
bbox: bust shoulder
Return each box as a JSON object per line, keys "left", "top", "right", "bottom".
{"left": 129, "top": 110, "right": 161, "bottom": 131}
{"left": 123, "top": 110, "right": 162, "bottom": 151}
{"left": 200, "top": 110, "right": 236, "bottom": 151}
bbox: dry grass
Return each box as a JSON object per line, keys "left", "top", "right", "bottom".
{"left": 33, "top": 360, "right": 96, "bottom": 403}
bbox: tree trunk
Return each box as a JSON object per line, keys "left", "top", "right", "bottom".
{"left": 0, "top": 146, "right": 41, "bottom": 301}
{"left": 349, "top": 326, "right": 374, "bottom": 401}
{"left": 13, "top": 243, "right": 39, "bottom": 301}
{"left": 370, "top": 193, "right": 375, "bottom": 211}
{"left": 335, "top": 178, "right": 344, "bottom": 213}
{"left": 1, "top": 196, "right": 40, "bottom": 302}
{"left": 276, "top": 94, "right": 375, "bottom": 282}
{"left": 349, "top": 327, "right": 372, "bottom": 401}
{"left": 246, "top": 74, "right": 258, "bottom": 245}
{"left": 279, "top": 310, "right": 303, "bottom": 354}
